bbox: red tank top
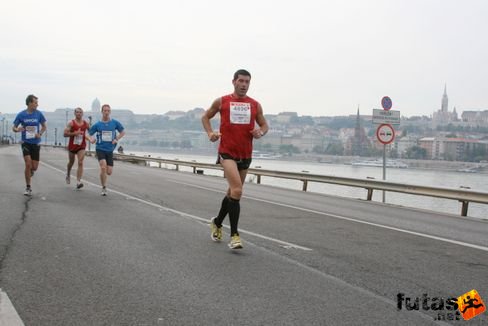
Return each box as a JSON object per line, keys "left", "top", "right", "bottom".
{"left": 68, "top": 119, "right": 88, "bottom": 151}
{"left": 218, "top": 94, "right": 259, "bottom": 159}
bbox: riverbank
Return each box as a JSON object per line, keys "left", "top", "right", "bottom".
{"left": 122, "top": 145, "right": 488, "bottom": 174}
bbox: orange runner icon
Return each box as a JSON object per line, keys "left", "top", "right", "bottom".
{"left": 457, "top": 289, "right": 486, "bottom": 321}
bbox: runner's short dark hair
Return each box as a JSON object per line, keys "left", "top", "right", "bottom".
{"left": 233, "top": 69, "right": 251, "bottom": 81}
{"left": 25, "top": 94, "right": 38, "bottom": 106}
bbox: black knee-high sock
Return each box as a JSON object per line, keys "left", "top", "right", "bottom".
{"left": 228, "top": 197, "right": 240, "bottom": 236}
{"left": 214, "top": 196, "right": 229, "bottom": 227}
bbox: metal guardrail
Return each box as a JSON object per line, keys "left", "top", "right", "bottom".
{"left": 86, "top": 151, "right": 488, "bottom": 217}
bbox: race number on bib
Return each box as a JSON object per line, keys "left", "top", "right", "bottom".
{"left": 230, "top": 102, "right": 251, "bottom": 124}
{"left": 74, "top": 134, "right": 83, "bottom": 145}
{"left": 25, "top": 126, "right": 37, "bottom": 139}
{"left": 101, "top": 131, "right": 113, "bottom": 142}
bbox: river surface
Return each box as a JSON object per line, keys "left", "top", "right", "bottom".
{"left": 129, "top": 150, "right": 488, "bottom": 220}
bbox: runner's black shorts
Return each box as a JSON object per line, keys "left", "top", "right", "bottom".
{"left": 69, "top": 147, "right": 86, "bottom": 154}
{"left": 96, "top": 150, "right": 114, "bottom": 166}
{"left": 21, "top": 143, "right": 41, "bottom": 161}
{"left": 217, "top": 153, "right": 252, "bottom": 171}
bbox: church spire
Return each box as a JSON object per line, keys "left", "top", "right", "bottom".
{"left": 441, "top": 84, "right": 448, "bottom": 113}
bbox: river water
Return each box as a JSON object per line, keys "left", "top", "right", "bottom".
{"left": 129, "top": 150, "right": 488, "bottom": 220}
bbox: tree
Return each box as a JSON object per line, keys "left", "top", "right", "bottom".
{"left": 312, "top": 145, "right": 325, "bottom": 154}
{"left": 324, "top": 143, "right": 344, "bottom": 155}
{"left": 279, "top": 144, "right": 301, "bottom": 155}
{"left": 405, "top": 146, "right": 427, "bottom": 159}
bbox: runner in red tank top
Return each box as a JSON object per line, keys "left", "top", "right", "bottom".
{"left": 202, "top": 69, "right": 269, "bottom": 249}
{"left": 63, "top": 107, "right": 90, "bottom": 189}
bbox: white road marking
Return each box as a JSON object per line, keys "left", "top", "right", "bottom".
{"left": 41, "top": 162, "right": 312, "bottom": 251}
{"left": 171, "top": 181, "right": 488, "bottom": 253}
{"left": 0, "top": 289, "right": 24, "bottom": 326}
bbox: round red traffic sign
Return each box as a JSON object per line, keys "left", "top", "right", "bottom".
{"left": 381, "top": 96, "right": 392, "bottom": 111}
{"left": 376, "top": 124, "right": 395, "bottom": 144}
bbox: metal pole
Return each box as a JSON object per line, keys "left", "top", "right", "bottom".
{"left": 55, "top": 128, "right": 58, "bottom": 146}
{"left": 382, "top": 144, "right": 386, "bottom": 203}
{"left": 5, "top": 119, "right": 7, "bottom": 143}
{"left": 1, "top": 118, "right": 4, "bottom": 144}
{"left": 65, "top": 110, "right": 69, "bottom": 147}
{"left": 88, "top": 116, "right": 92, "bottom": 152}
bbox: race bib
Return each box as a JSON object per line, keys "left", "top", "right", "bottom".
{"left": 101, "top": 131, "right": 113, "bottom": 142}
{"left": 74, "top": 134, "right": 83, "bottom": 145}
{"left": 230, "top": 102, "right": 251, "bottom": 124}
{"left": 25, "top": 126, "right": 37, "bottom": 139}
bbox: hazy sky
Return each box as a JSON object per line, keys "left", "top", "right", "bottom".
{"left": 1, "top": 0, "right": 487, "bottom": 117}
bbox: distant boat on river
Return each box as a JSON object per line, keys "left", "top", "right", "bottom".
{"left": 351, "top": 159, "right": 408, "bottom": 168}
{"left": 252, "top": 151, "right": 283, "bottom": 160}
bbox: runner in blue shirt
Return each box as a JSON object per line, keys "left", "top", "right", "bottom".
{"left": 89, "top": 104, "right": 125, "bottom": 196}
{"left": 12, "top": 94, "right": 47, "bottom": 196}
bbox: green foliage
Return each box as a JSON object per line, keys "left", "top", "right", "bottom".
{"left": 323, "top": 117, "right": 357, "bottom": 130}
{"left": 324, "top": 143, "right": 343, "bottom": 155}
{"left": 405, "top": 146, "right": 427, "bottom": 159}
{"left": 279, "top": 144, "right": 301, "bottom": 154}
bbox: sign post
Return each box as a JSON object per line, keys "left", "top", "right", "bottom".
{"left": 376, "top": 96, "right": 397, "bottom": 203}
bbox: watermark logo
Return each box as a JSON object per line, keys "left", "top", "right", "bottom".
{"left": 397, "top": 293, "right": 460, "bottom": 321}
{"left": 397, "top": 291, "right": 486, "bottom": 321}
{"left": 457, "top": 289, "right": 485, "bottom": 321}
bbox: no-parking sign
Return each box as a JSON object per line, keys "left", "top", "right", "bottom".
{"left": 381, "top": 96, "right": 392, "bottom": 111}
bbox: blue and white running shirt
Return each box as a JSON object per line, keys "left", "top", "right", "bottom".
{"left": 89, "top": 119, "right": 125, "bottom": 152}
{"left": 13, "top": 109, "right": 47, "bottom": 144}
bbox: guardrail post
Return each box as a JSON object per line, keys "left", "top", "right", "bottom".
{"left": 159, "top": 162, "right": 162, "bottom": 168}
{"left": 460, "top": 201, "right": 469, "bottom": 217}
{"left": 367, "top": 188, "right": 373, "bottom": 201}
{"left": 257, "top": 175, "right": 261, "bottom": 184}
{"left": 193, "top": 166, "right": 196, "bottom": 173}
{"left": 302, "top": 180, "right": 308, "bottom": 192}
{"left": 175, "top": 164, "right": 179, "bottom": 171}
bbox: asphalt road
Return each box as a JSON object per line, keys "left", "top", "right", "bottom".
{"left": 0, "top": 145, "right": 487, "bottom": 325}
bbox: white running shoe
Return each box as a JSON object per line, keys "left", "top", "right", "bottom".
{"left": 24, "top": 187, "right": 32, "bottom": 196}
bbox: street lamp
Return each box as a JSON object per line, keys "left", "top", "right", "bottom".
{"left": 0, "top": 118, "right": 4, "bottom": 144}
{"left": 88, "top": 116, "right": 92, "bottom": 151}
{"left": 64, "top": 109, "right": 69, "bottom": 147}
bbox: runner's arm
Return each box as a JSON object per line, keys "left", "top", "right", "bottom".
{"left": 12, "top": 124, "right": 24, "bottom": 132}
{"left": 63, "top": 121, "right": 74, "bottom": 137}
{"left": 113, "top": 130, "right": 125, "bottom": 144}
{"left": 38, "top": 121, "right": 47, "bottom": 138}
{"left": 251, "top": 103, "right": 269, "bottom": 139}
{"left": 201, "top": 98, "right": 221, "bottom": 142}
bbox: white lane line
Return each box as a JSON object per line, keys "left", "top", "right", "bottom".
{"left": 0, "top": 289, "right": 24, "bottom": 326}
{"left": 41, "top": 162, "right": 312, "bottom": 251}
{"left": 170, "top": 181, "right": 488, "bottom": 253}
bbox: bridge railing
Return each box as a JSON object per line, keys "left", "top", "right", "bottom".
{"left": 86, "top": 151, "right": 488, "bottom": 217}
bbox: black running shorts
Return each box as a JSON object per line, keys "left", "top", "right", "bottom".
{"left": 217, "top": 153, "right": 252, "bottom": 171}
{"left": 96, "top": 150, "right": 114, "bottom": 166}
{"left": 21, "top": 143, "right": 41, "bottom": 161}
